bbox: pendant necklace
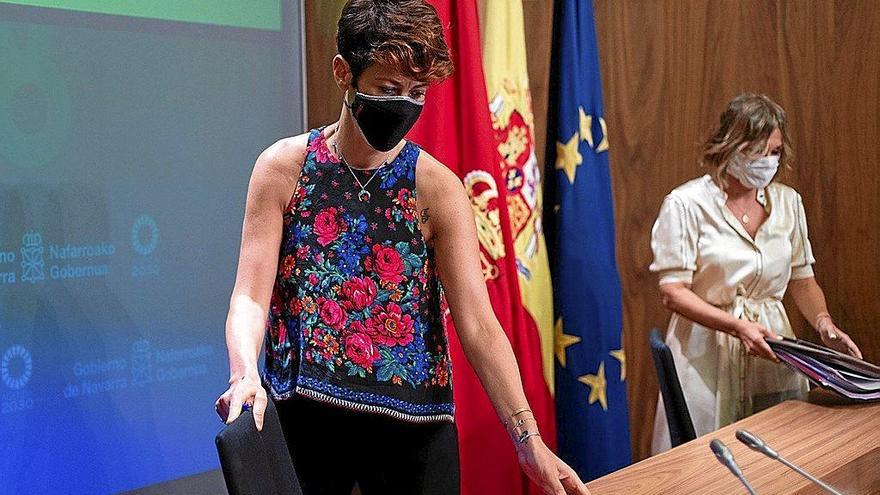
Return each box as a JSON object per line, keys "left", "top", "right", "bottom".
{"left": 331, "top": 137, "right": 391, "bottom": 203}
{"left": 728, "top": 201, "right": 751, "bottom": 224}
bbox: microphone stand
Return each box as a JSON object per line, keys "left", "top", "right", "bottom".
{"left": 735, "top": 430, "right": 843, "bottom": 495}
{"left": 710, "top": 439, "right": 758, "bottom": 495}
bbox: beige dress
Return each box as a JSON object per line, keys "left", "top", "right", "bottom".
{"left": 650, "top": 175, "right": 813, "bottom": 454}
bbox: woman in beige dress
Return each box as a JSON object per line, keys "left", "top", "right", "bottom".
{"left": 650, "top": 94, "right": 862, "bottom": 453}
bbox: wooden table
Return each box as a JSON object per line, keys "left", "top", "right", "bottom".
{"left": 586, "top": 398, "right": 880, "bottom": 494}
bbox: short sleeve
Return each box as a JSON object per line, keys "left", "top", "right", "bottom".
{"left": 790, "top": 192, "right": 816, "bottom": 280}
{"left": 649, "top": 193, "right": 699, "bottom": 285}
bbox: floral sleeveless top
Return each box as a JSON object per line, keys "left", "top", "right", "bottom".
{"left": 262, "top": 129, "right": 454, "bottom": 423}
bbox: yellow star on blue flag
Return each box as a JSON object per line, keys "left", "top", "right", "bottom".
{"left": 610, "top": 349, "right": 626, "bottom": 381}
{"left": 555, "top": 317, "right": 581, "bottom": 368}
{"left": 554, "top": 132, "right": 582, "bottom": 184}
{"left": 578, "top": 362, "right": 608, "bottom": 410}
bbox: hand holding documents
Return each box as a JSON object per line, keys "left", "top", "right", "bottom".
{"left": 767, "top": 337, "right": 880, "bottom": 400}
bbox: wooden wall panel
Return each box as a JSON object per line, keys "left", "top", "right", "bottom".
{"left": 304, "top": 0, "right": 347, "bottom": 128}
{"left": 521, "top": 0, "right": 555, "bottom": 173}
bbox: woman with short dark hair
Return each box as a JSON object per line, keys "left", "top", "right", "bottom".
{"left": 215, "top": 1, "right": 588, "bottom": 493}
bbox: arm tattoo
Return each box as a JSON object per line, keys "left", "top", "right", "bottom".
{"left": 420, "top": 207, "right": 431, "bottom": 224}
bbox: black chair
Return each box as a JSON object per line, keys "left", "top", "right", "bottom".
{"left": 215, "top": 398, "right": 303, "bottom": 495}
{"left": 649, "top": 328, "right": 697, "bottom": 447}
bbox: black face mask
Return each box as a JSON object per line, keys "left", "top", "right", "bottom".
{"left": 346, "top": 90, "right": 424, "bottom": 152}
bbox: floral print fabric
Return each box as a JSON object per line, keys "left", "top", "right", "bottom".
{"left": 262, "top": 129, "right": 454, "bottom": 422}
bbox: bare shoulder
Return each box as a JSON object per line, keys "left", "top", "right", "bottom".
{"left": 413, "top": 148, "right": 470, "bottom": 243}
{"left": 254, "top": 133, "right": 310, "bottom": 183}
{"left": 415, "top": 148, "right": 467, "bottom": 201}
{"left": 249, "top": 132, "right": 311, "bottom": 208}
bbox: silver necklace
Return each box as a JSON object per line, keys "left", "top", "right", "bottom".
{"left": 331, "top": 139, "right": 392, "bottom": 202}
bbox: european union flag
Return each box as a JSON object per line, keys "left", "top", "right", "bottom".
{"left": 544, "top": 0, "right": 631, "bottom": 482}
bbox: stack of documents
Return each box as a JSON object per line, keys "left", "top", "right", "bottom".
{"left": 767, "top": 337, "right": 880, "bottom": 400}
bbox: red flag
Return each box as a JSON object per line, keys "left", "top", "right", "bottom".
{"left": 407, "top": 1, "right": 556, "bottom": 494}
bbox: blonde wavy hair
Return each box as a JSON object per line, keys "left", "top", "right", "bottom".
{"left": 702, "top": 93, "right": 793, "bottom": 188}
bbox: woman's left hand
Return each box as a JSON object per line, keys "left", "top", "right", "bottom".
{"left": 517, "top": 436, "right": 590, "bottom": 495}
{"left": 817, "top": 318, "right": 862, "bottom": 359}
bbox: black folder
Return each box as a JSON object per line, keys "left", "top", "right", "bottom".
{"left": 215, "top": 399, "right": 303, "bottom": 495}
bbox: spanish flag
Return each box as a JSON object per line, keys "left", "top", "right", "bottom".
{"left": 482, "top": 0, "right": 556, "bottom": 392}
{"left": 408, "top": 1, "right": 555, "bottom": 494}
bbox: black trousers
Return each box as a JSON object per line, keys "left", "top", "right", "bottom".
{"left": 276, "top": 396, "right": 461, "bottom": 495}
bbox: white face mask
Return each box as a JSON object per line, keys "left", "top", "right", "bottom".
{"left": 726, "top": 154, "right": 779, "bottom": 189}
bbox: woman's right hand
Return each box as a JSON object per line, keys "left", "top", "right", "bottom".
{"left": 215, "top": 372, "right": 268, "bottom": 430}
{"left": 733, "top": 320, "right": 780, "bottom": 362}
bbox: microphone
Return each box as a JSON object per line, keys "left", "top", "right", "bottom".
{"left": 710, "top": 439, "right": 758, "bottom": 495}
{"left": 735, "top": 430, "right": 843, "bottom": 495}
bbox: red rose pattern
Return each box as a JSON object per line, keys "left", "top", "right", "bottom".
{"left": 318, "top": 297, "right": 347, "bottom": 330}
{"left": 364, "top": 245, "right": 405, "bottom": 284}
{"left": 365, "top": 303, "right": 415, "bottom": 347}
{"left": 314, "top": 207, "right": 346, "bottom": 246}
{"left": 344, "top": 333, "right": 379, "bottom": 370}
{"left": 340, "top": 276, "right": 377, "bottom": 311}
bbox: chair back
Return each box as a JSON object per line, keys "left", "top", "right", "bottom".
{"left": 650, "top": 328, "right": 697, "bottom": 447}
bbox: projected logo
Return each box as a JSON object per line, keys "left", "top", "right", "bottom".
{"left": 17, "top": 230, "right": 113, "bottom": 282}
{"left": 0, "top": 342, "right": 35, "bottom": 414}
{"left": 131, "top": 214, "right": 160, "bottom": 278}
{"left": 0, "top": 25, "right": 72, "bottom": 170}
{"left": 1, "top": 345, "right": 32, "bottom": 390}
{"left": 131, "top": 215, "right": 159, "bottom": 255}
{"left": 20, "top": 231, "right": 45, "bottom": 284}
{"left": 62, "top": 339, "right": 213, "bottom": 401}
